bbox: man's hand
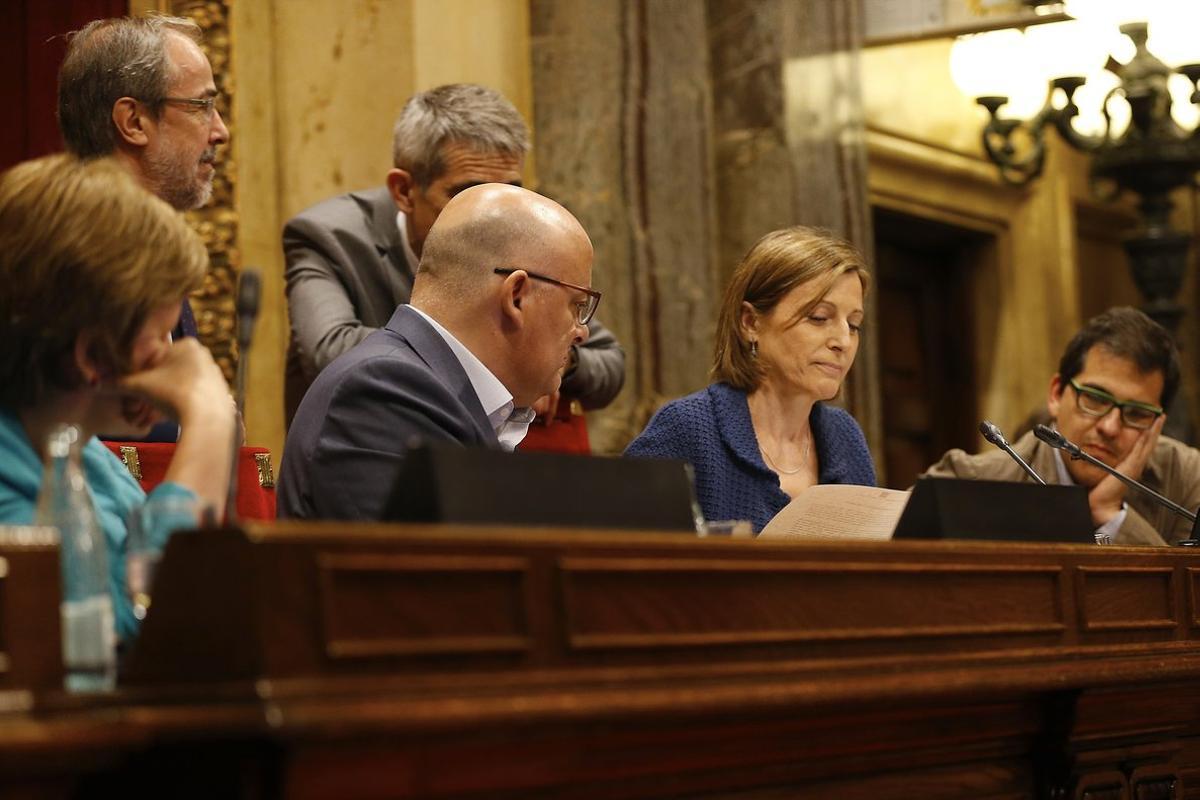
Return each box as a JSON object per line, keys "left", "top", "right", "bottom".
{"left": 1089, "top": 414, "right": 1165, "bottom": 526}
{"left": 530, "top": 390, "right": 561, "bottom": 425}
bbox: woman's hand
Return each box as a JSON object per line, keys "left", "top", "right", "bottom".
{"left": 115, "top": 338, "right": 232, "bottom": 429}
{"left": 115, "top": 338, "right": 237, "bottom": 518}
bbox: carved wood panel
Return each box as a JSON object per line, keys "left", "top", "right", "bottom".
{"left": 174, "top": 0, "right": 238, "bottom": 384}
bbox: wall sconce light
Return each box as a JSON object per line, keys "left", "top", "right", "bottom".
{"left": 952, "top": 1, "right": 1200, "bottom": 335}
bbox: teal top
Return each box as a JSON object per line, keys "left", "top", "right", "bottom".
{"left": 0, "top": 409, "right": 197, "bottom": 642}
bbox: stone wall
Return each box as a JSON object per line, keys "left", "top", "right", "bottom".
{"left": 532, "top": 0, "right": 880, "bottom": 457}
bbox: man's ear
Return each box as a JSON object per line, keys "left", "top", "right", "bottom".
{"left": 386, "top": 168, "right": 417, "bottom": 215}
{"left": 111, "top": 97, "right": 151, "bottom": 147}
{"left": 1047, "top": 373, "right": 1064, "bottom": 419}
{"left": 497, "top": 270, "right": 531, "bottom": 327}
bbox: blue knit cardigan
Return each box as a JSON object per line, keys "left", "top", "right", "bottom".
{"left": 625, "top": 382, "right": 876, "bottom": 532}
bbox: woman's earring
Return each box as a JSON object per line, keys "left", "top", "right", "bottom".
{"left": 750, "top": 340, "right": 758, "bottom": 358}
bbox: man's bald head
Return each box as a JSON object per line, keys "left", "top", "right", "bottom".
{"left": 410, "top": 183, "right": 595, "bottom": 406}
{"left": 416, "top": 184, "right": 591, "bottom": 300}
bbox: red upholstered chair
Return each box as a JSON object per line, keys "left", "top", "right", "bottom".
{"left": 102, "top": 441, "right": 277, "bottom": 520}
{"left": 517, "top": 398, "right": 591, "bottom": 455}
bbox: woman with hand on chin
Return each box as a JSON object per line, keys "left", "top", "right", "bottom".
{"left": 0, "top": 154, "right": 236, "bottom": 641}
{"left": 625, "top": 226, "right": 876, "bottom": 532}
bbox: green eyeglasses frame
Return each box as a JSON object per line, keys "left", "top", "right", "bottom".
{"left": 1068, "top": 379, "right": 1163, "bottom": 430}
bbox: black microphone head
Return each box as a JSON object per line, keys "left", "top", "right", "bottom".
{"left": 236, "top": 269, "right": 261, "bottom": 319}
{"left": 1033, "top": 424, "right": 1066, "bottom": 449}
{"left": 979, "top": 420, "right": 1007, "bottom": 447}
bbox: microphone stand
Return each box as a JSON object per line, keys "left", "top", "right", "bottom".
{"left": 1033, "top": 424, "right": 1200, "bottom": 543}
{"left": 979, "top": 420, "right": 1046, "bottom": 485}
{"left": 225, "top": 270, "right": 261, "bottom": 524}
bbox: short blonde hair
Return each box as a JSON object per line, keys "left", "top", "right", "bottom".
{"left": 712, "top": 226, "right": 870, "bottom": 391}
{"left": 0, "top": 154, "right": 208, "bottom": 409}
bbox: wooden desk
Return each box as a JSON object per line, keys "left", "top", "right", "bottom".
{"left": 9, "top": 524, "right": 1200, "bottom": 798}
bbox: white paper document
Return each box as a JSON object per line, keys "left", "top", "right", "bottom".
{"left": 758, "top": 485, "right": 910, "bottom": 541}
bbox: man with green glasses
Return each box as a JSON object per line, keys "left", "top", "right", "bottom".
{"left": 924, "top": 307, "right": 1200, "bottom": 545}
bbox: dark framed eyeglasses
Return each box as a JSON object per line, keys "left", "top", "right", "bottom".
{"left": 1068, "top": 379, "right": 1163, "bottom": 430}
{"left": 154, "top": 95, "right": 220, "bottom": 117}
{"left": 493, "top": 268, "right": 601, "bottom": 326}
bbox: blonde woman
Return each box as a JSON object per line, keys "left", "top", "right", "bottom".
{"left": 0, "top": 154, "right": 235, "bottom": 641}
{"left": 626, "top": 226, "right": 875, "bottom": 531}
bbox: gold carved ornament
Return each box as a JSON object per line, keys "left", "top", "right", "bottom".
{"left": 175, "top": 0, "right": 239, "bottom": 386}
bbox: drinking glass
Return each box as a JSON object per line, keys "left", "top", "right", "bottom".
{"left": 126, "top": 496, "right": 199, "bottom": 621}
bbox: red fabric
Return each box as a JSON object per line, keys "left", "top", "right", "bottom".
{"left": 1, "top": 0, "right": 128, "bottom": 171}
{"left": 102, "top": 441, "right": 277, "bottom": 520}
{"left": 517, "top": 400, "right": 591, "bottom": 455}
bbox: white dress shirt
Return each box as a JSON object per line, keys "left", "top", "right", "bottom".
{"left": 408, "top": 306, "right": 534, "bottom": 451}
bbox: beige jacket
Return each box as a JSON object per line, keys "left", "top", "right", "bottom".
{"left": 923, "top": 430, "right": 1200, "bottom": 546}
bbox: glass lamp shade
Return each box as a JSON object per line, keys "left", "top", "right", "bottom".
{"left": 951, "top": 30, "right": 1046, "bottom": 119}
{"left": 952, "top": 5, "right": 1200, "bottom": 133}
{"left": 1065, "top": 0, "right": 1200, "bottom": 66}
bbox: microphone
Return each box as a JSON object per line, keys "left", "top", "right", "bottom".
{"left": 236, "top": 269, "right": 261, "bottom": 352}
{"left": 1033, "top": 423, "right": 1198, "bottom": 528}
{"left": 226, "top": 269, "right": 262, "bottom": 523}
{"left": 979, "top": 420, "right": 1047, "bottom": 485}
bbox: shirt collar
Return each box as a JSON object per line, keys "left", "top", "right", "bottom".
{"left": 395, "top": 210, "right": 419, "bottom": 273}
{"left": 407, "top": 306, "right": 533, "bottom": 449}
{"left": 1051, "top": 447, "right": 1074, "bottom": 485}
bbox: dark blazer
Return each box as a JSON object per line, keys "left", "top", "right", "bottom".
{"left": 277, "top": 305, "right": 500, "bottom": 521}
{"left": 624, "top": 383, "right": 876, "bottom": 532}
{"left": 283, "top": 186, "right": 625, "bottom": 422}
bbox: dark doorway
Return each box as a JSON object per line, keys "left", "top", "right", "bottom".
{"left": 873, "top": 207, "right": 988, "bottom": 489}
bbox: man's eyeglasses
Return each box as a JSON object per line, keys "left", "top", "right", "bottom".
{"left": 155, "top": 95, "right": 220, "bottom": 118}
{"left": 493, "top": 268, "right": 601, "bottom": 326}
{"left": 1068, "top": 379, "right": 1163, "bottom": 430}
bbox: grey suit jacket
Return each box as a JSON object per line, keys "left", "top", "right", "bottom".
{"left": 923, "top": 429, "right": 1200, "bottom": 546}
{"left": 283, "top": 186, "right": 625, "bottom": 421}
{"left": 277, "top": 305, "right": 500, "bottom": 521}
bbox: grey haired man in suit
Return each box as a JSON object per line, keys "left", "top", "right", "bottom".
{"left": 278, "top": 184, "right": 597, "bottom": 520}
{"left": 282, "top": 83, "right": 624, "bottom": 435}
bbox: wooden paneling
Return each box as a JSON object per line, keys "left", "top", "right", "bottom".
{"left": 6, "top": 524, "right": 1200, "bottom": 797}
{"left": 0, "top": 527, "right": 61, "bottom": 696}
{"left": 1075, "top": 567, "right": 1176, "bottom": 633}
{"left": 317, "top": 553, "right": 531, "bottom": 659}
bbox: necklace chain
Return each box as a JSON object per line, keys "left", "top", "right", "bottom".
{"left": 759, "top": 434, "right": 812, "bottom": 476}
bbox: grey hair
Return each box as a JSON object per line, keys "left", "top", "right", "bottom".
{"left": 418, "top": 209, "right": 526, "bottom": 299}
{"left": 58, "top": 15, "right": 203, "bottom": 159}
{"left": 391, "top": 83, "right": 530, "bottom": 187}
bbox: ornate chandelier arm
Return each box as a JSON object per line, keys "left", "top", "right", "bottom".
{"left": 1048, "top": 77, "right": 1106, "bottom": 154}
{"left": 1182, "top": 63, "right": 1200, "bottom": 140}
{"left": 977, "top": 92, "right": 1053, "bottom": 185}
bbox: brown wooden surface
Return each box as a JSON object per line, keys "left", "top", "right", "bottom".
{"left": 0, "top": 527, "right": 62, "bottom": 700}
{"left": 6, "top": 524, "right": 1200, "bottom": 798}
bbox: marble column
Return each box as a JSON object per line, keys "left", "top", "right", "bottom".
{"left": 531, "top": 0, "right": 880, "bottom": 466}
{"left": 531, "top": 0, "right": 721, "bottom": 454}
{"left": 709, "top": 0, "right": 881, "bottom": 466}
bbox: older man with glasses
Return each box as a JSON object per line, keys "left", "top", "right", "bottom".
{"left": 278, "top": 184, "right": 597, "bottom": 521}
{"left": 58, "top": 15, "right": 229, "bottom": 213}
{"left": 923, "top": 306, "right": 1200, "bottom": 545}
{"left": 57, "top": 15, "right": 231, "bottom": 443}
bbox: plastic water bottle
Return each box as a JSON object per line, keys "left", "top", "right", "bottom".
{"left": 35, "top": 425, "right": 116, "bottom": 692}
